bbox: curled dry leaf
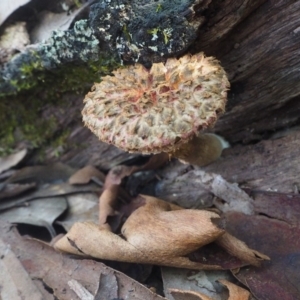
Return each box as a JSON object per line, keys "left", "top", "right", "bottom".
{"left": 69, "top": 165, "right": 106, "bottom": 185}
{"left": 170, "top": 288, "right": 213, "bottom": 300}
{"left": 169, "top": 280, "right": 250, "bottom": 300}
{"left": 99, "top": 164, "right": 135, "bottom": 225}
{"left": 216, "top": 233, "right": 270, "bottom": 267}
{"left": 99, "top": 153, "right": 169, "bottom": 225}
{"left": 55, "top": 195, "right": 226, "bottom": 269}
{"left": 217, "top": 279, "right": 250, "bottom": 300}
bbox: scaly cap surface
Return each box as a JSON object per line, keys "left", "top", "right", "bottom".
{"left": 82, "top": 53, "right": 230, "bottom": 154}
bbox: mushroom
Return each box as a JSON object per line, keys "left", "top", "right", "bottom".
{"left": 82, "top": 53, "right": 230, "bottom": 166}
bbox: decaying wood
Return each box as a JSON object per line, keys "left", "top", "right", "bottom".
{"left": 156, "top": 128, "right": 300, "bottom": 201}
{"left": 32, "top": 0, "right": 300, "bottom": 168}
{"left": 198, "top": 0, "right": 300, "bottom": 142}
{"left": 2, "top": 0, "right": 300, "bottom": 202}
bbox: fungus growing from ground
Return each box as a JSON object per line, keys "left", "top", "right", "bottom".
{"left": 82, "top": 53, "right": 230, "bottom": 166}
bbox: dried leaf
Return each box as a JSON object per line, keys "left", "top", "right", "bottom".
{"left": 0, "top": 221, "right": 166, "bottom": 300}
{"left": 253, "top": 191, "right": 300, "bottom": 226}
{"left": 0, "top": 237, "right": 44, "bottom": 300}
{"left": 94, "top": 273, "right": 118, "bottom": 300}
{"left": 0, "top": 182, "right": 100, "bottom": 211}
{"left": 190, "top": 243, "right": 258, "bottom": 270}
{"left": 57, "top": 193, "right": 99, "bottom": 231}
{"left": 69, "top": 165, "right": 105, "bottom": 185}
{"left": 169, "top": 289, "right": 213, "bottom": 300}
{"left": 0, "top": 182, "right": 36, "bottom": 200}
{"left": 156, "top": 170, "right": 254, "bottom": 214}
{"left": 210, "top": 174, "right": 254, "bottom": 215}
{"left": 216, "top": 232, "right": 269, "bottom": 267}
{"left": 55, "top": 195, "right": 227, "bottom": 269}
{"left": 99, "top": 153, "right": 169, "bottom": 225}
{"left": 162, "top": 268, "right": 234, "bottom": 300}
{"left": 6, "top": 162, "right": 76, "bottom": 184}
{"left": 225, "top": 210, "right": 300, "bottom": 300}
{"left": 0, "top": 149, "right": 27, "bottom": 174}
{"left": 168, "top": 280, "right": 250, "bottom": 300}
{"left": 0, "top": 0, "right": 31, "bottom": 26}
{"left": 0, "top": 197, "right": 67, "bottom": 236}
{"left": 99, "top": 164, "right": 134, "bottom": 225}
{"left": 217, "top": 279, "right": 250, "bottom": 300}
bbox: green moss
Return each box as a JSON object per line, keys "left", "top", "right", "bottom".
{"left": 156, "top": 4, "right": 163, "bottom": 12}
{"left": 0, "top": 54, "right": 121, "bottom": 155}
{"left": 122, "top": 24, "right": 132, "bottom": 42}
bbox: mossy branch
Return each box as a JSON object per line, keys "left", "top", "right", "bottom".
{"left": 0, "top": 0, "right": 205, "bottom": 96}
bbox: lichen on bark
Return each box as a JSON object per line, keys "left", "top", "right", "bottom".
{"left": 0, "top": 0, "right": 208, "bottom": 154}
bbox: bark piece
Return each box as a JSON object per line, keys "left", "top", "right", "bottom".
{"left": 204, "top": 129, "right": 300, "bottom": 193}
{"left": 203, "top": 0, "right": 300, "bottom": 142}
{"left": 156, "top": 129, "right": 300, "bottom": 200}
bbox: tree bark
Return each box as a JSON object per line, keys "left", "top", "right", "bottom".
{"left": 57, "top": 1, "right": 300, "bottom": 166}
{"left": 2, "top": 0, "right": 300, "bottom": 192}
{"left": 197, "top": 0, "right": 300, "bottom": 143}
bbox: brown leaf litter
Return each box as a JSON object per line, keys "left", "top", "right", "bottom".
{"left": 0, "top": 221, "right": 166, "bottom": 300}
{"left": 55, "top": 195, "right": 267, "bottom": 269}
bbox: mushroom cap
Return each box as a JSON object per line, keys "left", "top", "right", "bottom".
{"left": 82, "top": 53, "right": 230, "bottom": 154}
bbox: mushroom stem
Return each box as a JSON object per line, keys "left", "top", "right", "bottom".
{"left": 170, "top": 133, "right": 229, "bottom": 166}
